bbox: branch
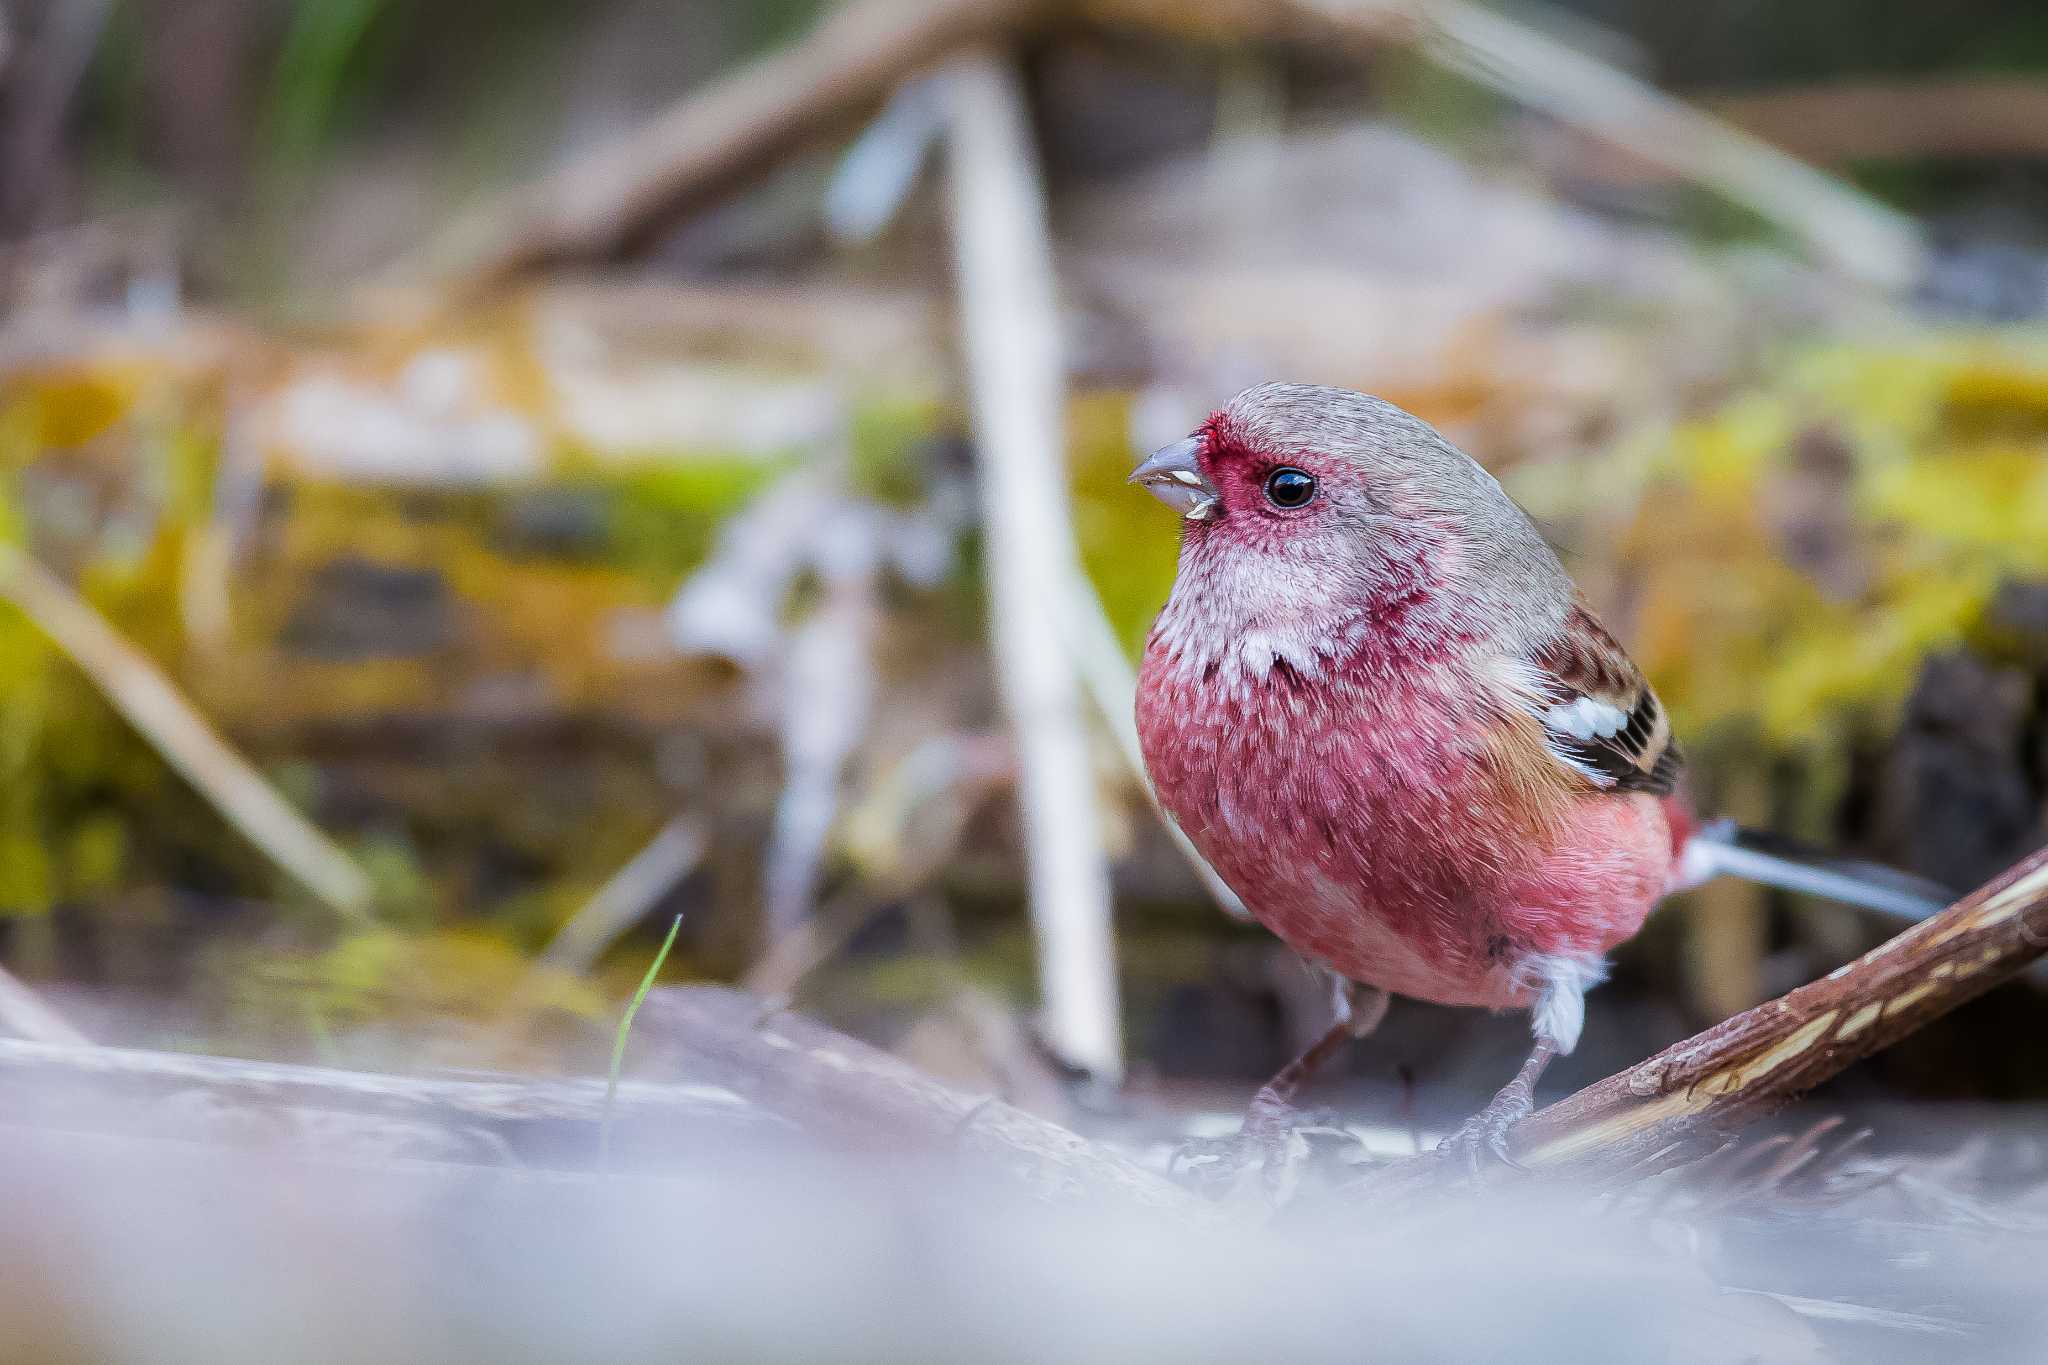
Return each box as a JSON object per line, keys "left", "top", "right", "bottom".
{"left": 0, "top": 0, "right": 114, "bottom": 232}
{"left": 1513, "top": 845, "right": 2048, "bottom": 1177}
{"left": 1702, "top": 79, "right": 2048, "bottom": 166}
{"left": 0, "top": 543, "right": 375, "bottom": 920}
{"left": 0, "top": 1032, "right": 774, "bottom": 1164}
{"left": 943, "top": 48, "right": 1125, "bottom": 1082}
{"left": 638, "top": 987, "right": 1201, "bottom": 1215}
{"left": 0, "top": 986, "right": 1199, "bottom": 1214}
{"left": 422, "top": 0, "right": 1044, "bottom": 287}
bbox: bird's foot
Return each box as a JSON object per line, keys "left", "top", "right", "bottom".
{"left": 1171, "top": 1088, "right": 1354, "bottom": 1203}
{"left": 1433, "top": 1081, "right": 1535, "bottom": 1179}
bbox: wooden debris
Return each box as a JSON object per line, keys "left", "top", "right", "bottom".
{"left": 0, "top": 985, "right": 1202, "bottom": 1215}
{"left": 1704, "top": 79, "right": 2048, "bottom": 166}
{"left": 421, "top": 0, "right": 1922, "bottom": 297}
{"left": 0, "top": 1029, "right": 777, "bottom": 1170}
{"left": 639, "top": 987, "right": 1200, "bottom": 1214}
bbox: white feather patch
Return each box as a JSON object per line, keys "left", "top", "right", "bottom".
{"left": 1489, "top": 658, "right": 1624, "bottom": 788}
{"left": 1518, "top": 953, "right": 1608, "bottom": 1055}
{"left": 1545, "top": 696, "right": 1627, "bottom": 743}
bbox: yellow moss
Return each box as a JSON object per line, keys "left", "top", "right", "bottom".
{"left": 230, "top": 926, "right": 607, "bottom": 1035}
{"left": 1615, "top": 331, "right": 2048, "bottom": 748}
{"left": 2, "top": 366, "right": 143, "bottom": 450}
{"left": 1068, "top": 391, "right": 1182, "bottom": 655}
{"left": 1865, "top": 443, "right": 2048, "bottom": 561}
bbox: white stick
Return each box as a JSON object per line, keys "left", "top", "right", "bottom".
{"left": 1296, "top": 0, "right": 1927, "bottom": 291}
{"left": 0, "top": 543, "right": 374, "bottom": 920}
{"left": 943, "top": 50, "right": 1124, "bottom": 1082}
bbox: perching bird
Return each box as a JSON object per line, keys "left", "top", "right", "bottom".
{"left": 1131, "top": 382, "right": 1953, "bottom": 1171}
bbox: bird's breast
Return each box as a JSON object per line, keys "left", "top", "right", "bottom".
{"left": 1136, "top": 631, "right": 1665, "bottom": 1005}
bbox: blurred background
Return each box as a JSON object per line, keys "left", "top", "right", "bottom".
{"left": 7, "top": 0, "right": 2048, "bottom": 1166}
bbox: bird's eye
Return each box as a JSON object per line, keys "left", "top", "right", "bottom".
{"left": 1264, "top": 467, "right": 1316, "bottom": 509}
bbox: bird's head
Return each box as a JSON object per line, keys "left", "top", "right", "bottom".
{"left": 1132, "top": 383, "right": 1571, "bottom": 658}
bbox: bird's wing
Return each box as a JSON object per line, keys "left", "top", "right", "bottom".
{"left": 1513, "top": 601, "right": 1682, "bottom": 796}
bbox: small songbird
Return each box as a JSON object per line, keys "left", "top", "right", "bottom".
{"left": 1132, "top": 383, "right": 1951, "bottom": 1169}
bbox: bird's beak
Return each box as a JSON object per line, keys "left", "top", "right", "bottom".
{"left": 1129, "top": 437, "right": 1220, "bottom": 521}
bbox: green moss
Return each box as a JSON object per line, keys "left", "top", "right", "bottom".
{"left": 595, "top": 450, "right": 793, "bottom": 582}
{"left": 848, "top": 395, "right": 946, "bottom": 508}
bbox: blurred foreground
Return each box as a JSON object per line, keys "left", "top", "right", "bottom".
{"left": 8, "top": 1, "right": 2048, "bottom": 1358}
{"left": 6, "top": 984, "right": 2048, "bottom": 1365}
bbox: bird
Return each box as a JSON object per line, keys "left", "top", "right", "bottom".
{"left": 1130, "top": 382, "right": 1953, "bottom": 1174}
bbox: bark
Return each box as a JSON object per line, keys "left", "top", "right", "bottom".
{"left": 639, "top": 988, "right": 1197, "bottom": 1214}
{"left": 0, "top": 987, "right": 1201, "bottom": 1215}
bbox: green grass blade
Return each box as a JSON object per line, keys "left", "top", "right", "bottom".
{"left": 599, "top": 913, "right": 682, "bottom": 1171}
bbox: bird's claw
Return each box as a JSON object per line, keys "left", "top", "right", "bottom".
{"left": 1170, "top": 1095, "right": 1352, "bottom": 1203}
{"left": 1433, "top": 1086, "right": 1535, "bottom": 1179}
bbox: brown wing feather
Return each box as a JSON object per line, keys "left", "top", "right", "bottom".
{"left": 1528, "top": 601, "right": 1682, "bottom": 797}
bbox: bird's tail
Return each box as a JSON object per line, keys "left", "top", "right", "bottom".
{"left": 1671, "top": 818, "right": 1958, "bottom": 922}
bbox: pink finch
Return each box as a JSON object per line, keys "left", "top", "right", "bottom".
{"left": 1131, "top": 382, "right": 1950, "bottom": 1169}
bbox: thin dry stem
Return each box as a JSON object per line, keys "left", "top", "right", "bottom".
{"left": 0, "top": 543, "right": 374, "bottom": 920}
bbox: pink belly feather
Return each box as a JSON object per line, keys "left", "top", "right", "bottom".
{"left": 1136, "top": 641, "right": 1673, "bottom": 1009}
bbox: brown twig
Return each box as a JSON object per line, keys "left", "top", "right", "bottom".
{"left": 0, "top": 0, "right": 115, "bottom": 233}
{"left": 1702, "top": 79, "right": 2048, "bottom": 166}
{"left": 422, "top": 0, "right": 1044, "bottom": 288}
{"left": 1512, "top": 845, "right": 2048, "bottom": 1178}
{"left": 538, "top": 816, "right": 707, "bottom": 975}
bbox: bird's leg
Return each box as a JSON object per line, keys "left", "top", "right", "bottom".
{"left": 1435, "top": 953, "right": 1597, "bottom": 1176}
{"left": 1243, "top": 979, "right": 1388, "bottom": 1126}
{"left": 1174, "top": 980, "right": 1388, "bottom": 1198}
{"left": 1435, "top": 1035, "right": 1557, "bottom": 1175}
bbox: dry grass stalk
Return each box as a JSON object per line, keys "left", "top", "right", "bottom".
{"left": 0, "top": 543, "right": 374, "bottom": 920}
{"left": 538, "top": 817, "right": 707, "bottom": 975}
